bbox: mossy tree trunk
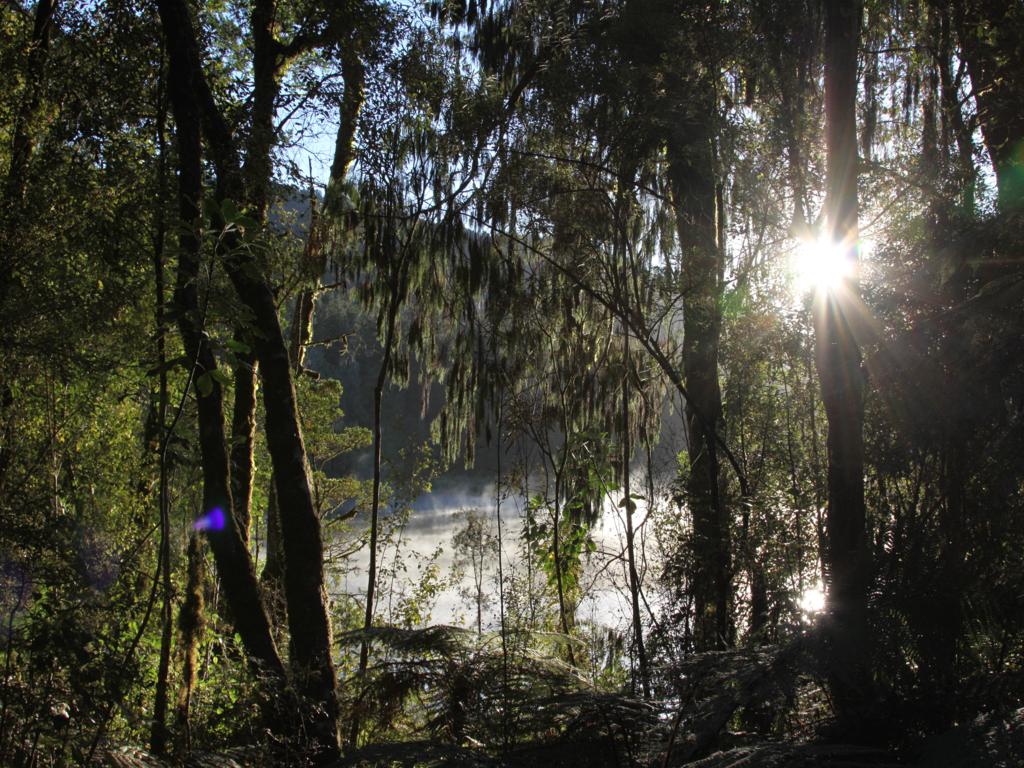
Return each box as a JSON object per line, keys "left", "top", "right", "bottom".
{"left": 157, "top": 0, "right": 344, "bottom": 759}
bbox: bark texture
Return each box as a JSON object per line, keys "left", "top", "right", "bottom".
{"left": 175, "top": 534, "right": 206, "bottom": 753}
{"left": 236, "top": 266, "right": 340, "bottom": 759}
{"left": 230, "top": 346, "right": 259, "bottom": 545}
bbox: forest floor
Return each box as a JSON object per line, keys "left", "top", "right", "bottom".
{"left": 98, "top": 705, "right": 1024, "bottom": 768}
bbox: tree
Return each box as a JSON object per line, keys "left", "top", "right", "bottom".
{"left": 158, "top": 0, "right": 287, "bottom": 711}
{"left": 953, "top": 0, "right": 1024, "bottom": 209}
{"left": 815, "top": 0, "right": 872, "bottom": 729}
{"left": 154, "top": 0, "right": 380, "bottom": 757}
{"left": 451, "top": 508, "right": 498, "bottom": 636}
{"left": 663, "top": 47, "right": 731, "bottom": 653}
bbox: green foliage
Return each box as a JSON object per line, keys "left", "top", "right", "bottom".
{"left": 338, "top": 624, "right": 659, "bottom": 761}
{"left": 450, "top": 507, "right": 498, "bottom": 632}
{"left": 3, "top": 0, "right": 1024, "bottom": 761}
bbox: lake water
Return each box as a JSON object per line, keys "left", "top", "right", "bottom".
{"left": 338, "top": 480, "right": 660, "bottom": 635}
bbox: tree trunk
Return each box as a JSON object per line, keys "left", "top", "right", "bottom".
{"left": 666, "top": 72, "right": 731, "bottom": 651}
{"left": 817, "top": 0, "right": 871, "bottom": 730}
{"left": 2, "top": 0, "right": 55, "bottom": 208}
{"left": 226, "top": 227, "right": 342, "bottom": 762}
{"left": 230, "top": 345, "right": 258, "bottom": 546}
{"left": 150, "top": 69, "right": 174, "bottom": 754}
{"left": 242, "top": 0, "right": 280, "bottom": 223}
{"left": 261, "top": 480, "right": 285, "bottom": 592}
{"left": 159, "top": 1, "right": 286, "bottom": 689}
{"left": 934, "top": 2, "right": 976, "bottom": 210}
{"left": 953, "top": 0, "right": 1024, "bottom": 209}
{"left": 622, "top": 320, "right": 650, "bottom": 697}
{"left": 0, "top": 0, "right": 56, "bottom": 317}
{"left": 236, "top": 0, "right": 281, "bottom": 602}
{"left": 291, "top": 43, "right": 366, "bottom": 375}
{"left": 175, "top": 534, "right": 206, "bottom": 754}
{"left": 495, "top": 395, "right": 511, "bottom": 747}
{"left": 350, "top": 288, "right": 399, "bottom": 747}
{"left": 157, "top": 1, "right": 343, "bottom": 757}
{"left": 552, "top": 491, "right": 577, "bottom": 665}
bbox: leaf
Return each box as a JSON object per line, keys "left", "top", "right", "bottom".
{"left": 202, "top": 196, "right": 221, "bottom": 222}
{"left": 209, "top": 368, "right": 232, "bottom": 388}
{"left": 224, "top": 338, "right": 251, "bottom": 355}
{"left": 195, "top": 371, "right": 213, "bottom": 398}
{"left": 236, "top": 214, "right": 259, "bottom": 233}
{"left": 221, "top": 198, "right": 240, "bottom": 222}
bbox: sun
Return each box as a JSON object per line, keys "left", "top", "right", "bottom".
{"left": 790, "top": 234, "right": 856, "bottom": 295}
{"left": 799, "top": 583, "right": 826, "bottom": 615}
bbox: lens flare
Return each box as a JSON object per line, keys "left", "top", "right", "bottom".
{"left": 791, "top": 234, "right": 859, "bottom": 295}
{"left": 193, "top": 506, "right": 226, "bottom": 532}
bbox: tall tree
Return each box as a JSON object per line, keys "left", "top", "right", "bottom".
{"left": 155, "top": 0, "right": 356, "bottom": 758}
{"left": 816, "top": 0, "right": 871, "bottom": 729}
{"left": 157, "top": 0, "right": 287, "bottom": 702}
{"left": 628, "top": 0, "right": 733, "bottom": 651}
{"left": 0, "top": 0, "right": 56, "bottom": 324}
{"left": 665, "top": 73, "right": 731, "bottom": 652}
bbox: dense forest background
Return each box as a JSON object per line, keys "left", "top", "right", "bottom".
{"left": 1, "top": 0, "right": 1023, "bottom": 765}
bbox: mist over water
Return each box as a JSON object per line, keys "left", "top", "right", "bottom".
{"left": 308, "top": 302, "right": 686, "bottom": 635}
{"left": 336, "top": 472, "right": 661, "bottom": 634}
